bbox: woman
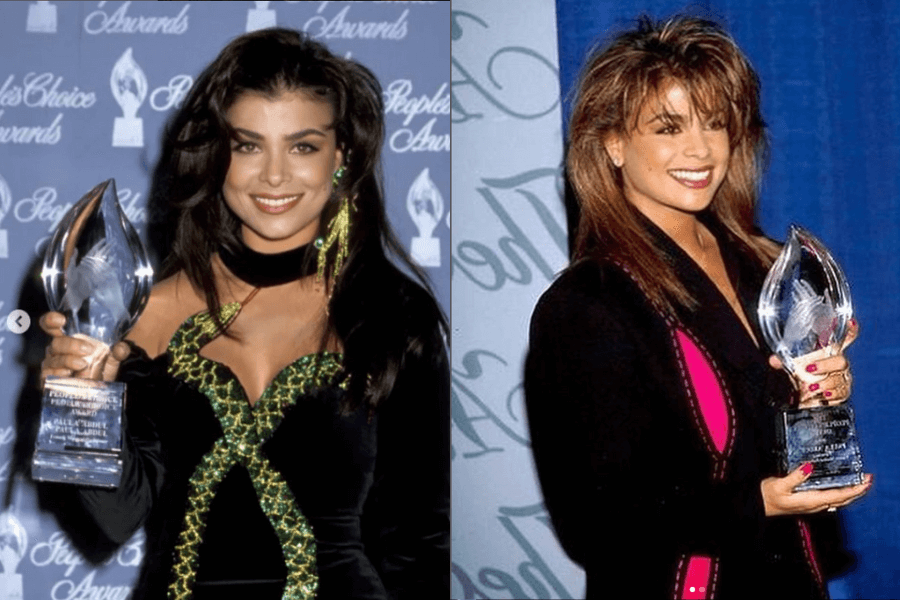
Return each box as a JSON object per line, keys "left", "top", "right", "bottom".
{"left": 524, "top": 16, "right": 871, "bottom": 599}
{"left": 39, "top": 29, "right": 449, "bottom": 599}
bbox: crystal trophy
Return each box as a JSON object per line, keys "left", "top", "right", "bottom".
{"left": 758, "top": 225, "right": 864, "bottom": 491}
{"left": 33, "top": 179, "right": 152, "bottom": 488}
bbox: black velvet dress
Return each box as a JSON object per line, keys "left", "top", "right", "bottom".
{"left": 524, "top": 216, "right": 848, "bottom": 599}
{"left": 68, "top": 292, "right": 450, "bottom": 599}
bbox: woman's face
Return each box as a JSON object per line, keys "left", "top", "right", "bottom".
{"left": 222, "top": 90, "right": 343, "bottom": 253}
{"left": 605, "top": 82, "right": 730, "bottom": 223}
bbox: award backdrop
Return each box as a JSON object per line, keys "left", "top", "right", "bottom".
{"left": 0, "top": 2, "right": 449, "bottom": 598}
{"left": 453, "top": 0, "right": 900, "bottom": 599}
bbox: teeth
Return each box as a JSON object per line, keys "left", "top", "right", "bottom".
{"left": 253, "top": 195, "right": 298, "bottom": 207}
{"left": 670, "top": 170, "right": 710, "bottom": 181}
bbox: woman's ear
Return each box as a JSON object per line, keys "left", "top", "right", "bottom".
{"left": 604, "top": 134, "right": 624, "bottom": 168}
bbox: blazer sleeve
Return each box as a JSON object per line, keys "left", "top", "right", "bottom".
{"left": 361, "top": 324, "right": 451, "bottom": 600}
{"left": 69, "top": 346, "right": 166, "bottom": 546}
{"left": 524, "top": 269, "right": 767, "bottom": 597}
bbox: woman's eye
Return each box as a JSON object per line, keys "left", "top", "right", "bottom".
{"left": 657, "top": 125, "right": 679, "bottom": 135}
{"left": 292, "top": 142, "right": 318, "bottom": 154}
{"left": 232, "top": 141, "right": 257, "bottom": 153}
{"left": 706, "top": 119, "right": 726, "bottom": 130}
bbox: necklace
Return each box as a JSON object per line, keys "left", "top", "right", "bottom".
{"left": 218, "top": 240, "right": 318, "bottom": 287}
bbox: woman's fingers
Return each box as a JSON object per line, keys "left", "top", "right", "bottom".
{"left": 39, "top": 311, "right": 66, "bottom": 336}
{"left": 762, "top": 465, "right": 873, "bottom": 516}
{"left": 841, "top": 318, "right": 859, "bottom": 352}
{"left": 790, "top": 474, "right": 873, "bottom": 513}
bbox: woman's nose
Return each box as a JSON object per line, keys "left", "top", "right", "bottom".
{"left": 261, "top": 153, "right": 289, "bottom": 186}
{"left": 683, "top": 126, "right": 712, "bottom": 159}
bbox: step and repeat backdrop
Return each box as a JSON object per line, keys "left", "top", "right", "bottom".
{"left": 0, "top": 2, "right": 449, "bottom": 598}
{"left": 451, "top": 1, "right": 583, "bottom": 598}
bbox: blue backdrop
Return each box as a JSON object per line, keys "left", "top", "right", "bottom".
{"left": 0, "top": 2, "right": 449, "bottom": 597}
{"left": 556, "top": 1, "right": 900, "bottom": 598}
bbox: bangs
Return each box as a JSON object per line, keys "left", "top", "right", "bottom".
{"left": 624, "top": 71, "right": 741, "bottom": 142}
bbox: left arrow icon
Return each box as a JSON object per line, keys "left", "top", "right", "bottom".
{"left": 6, "top": 310, "right": 31, "bottom": 334}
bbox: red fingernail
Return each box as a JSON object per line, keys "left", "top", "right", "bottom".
{"left": 809, "top": 383, "right": 820, "bottom": 392}
{"left": 824, "top": 391, "right": 833, "bottom": 398}
{"left": 850, "top": 318, "right": 856, "bottom": 327}
{"left": 806, "top": 364, "right": 818, "bottom": 373}
{"left": 801, "top": 462, "right": 814, "bottom": 476}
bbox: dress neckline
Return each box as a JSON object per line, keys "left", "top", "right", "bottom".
{"left": 166, "top": 301, "right": 345, "bottom": 410}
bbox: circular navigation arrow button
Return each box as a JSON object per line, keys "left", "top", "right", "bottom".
{"left": 6, "top": 310, "right": 31, "bottom": 334}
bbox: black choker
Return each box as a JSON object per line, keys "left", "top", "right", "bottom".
{"left": 218, "top": 240, "right": 318, "bottom": 287}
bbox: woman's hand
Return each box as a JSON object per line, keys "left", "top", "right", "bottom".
{"left": 40, "top": 312, "right": 131, "bottom": 383}
{"left": 768, "top": 319, "right": 859, "bottom": 407}
{"left": 761, "top": 462, "right": 873, "bottom": 516}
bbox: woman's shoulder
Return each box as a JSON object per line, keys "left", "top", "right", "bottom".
{"left": 534, "top": 257, "right": 645, "bottom": 320}
{"left": 126, "top": 271, "right": 206, "bottom": 359}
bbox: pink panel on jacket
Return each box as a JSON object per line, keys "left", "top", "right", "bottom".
{"left": 676, "top": 330, "right": 729, "bottom": 454}
{"left": 681, "top": 555, "right": 712, "bottom": 599}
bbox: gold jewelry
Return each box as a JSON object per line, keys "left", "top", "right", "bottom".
{"left": 316, "top": 196, "right": 350, "bottom": 284}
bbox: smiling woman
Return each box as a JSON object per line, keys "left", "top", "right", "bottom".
{"left": 223, "top": 92, "right": 343, "bottom": 253}
{"left": 525, "top": 15, "right": 870, "bottom": 600}
{"left": 38, "top": 28, "right": 449, "bottom": 600}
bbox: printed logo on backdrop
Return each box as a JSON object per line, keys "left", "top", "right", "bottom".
{"left": 110, "top": 48, "right": 147, "bottom": 148}
{"left": 0, "top": 511, "right": 27, "bottom": 599}
{"left": 451, "top": 10, "right": 559, "bottom": 124}
{"left": 302, "top": 2, "right": 409, "bottom": 41}
{"left": 247, "top": 2, "right": 277, "bottom": 32}
{"left": 84, "top": 1, "right": 190, "bottom": 35}
{"left": 13, "top": 185, "right": 147, "bottom": 257}
{"left": 0, "top": 174, "right": 10, "bottom": 259}
{"left": 384, "top": 80, "right": 450, "bottom": 153}
{"left": 0, "top": 73, "right": 96, "bottom": 145}
{"left": 407, "top": 168, "right": 444, "bottom": 268}
{"left": 453, "top": 349, "right": 530, "bottom": 459}
{"left": 29, "top": 530, "right": 141, "bottom": 599}
{"left": 26, "top": 1, "right": 57, "bottom": 34}
{"left": 452, "top": 503, "right": 575, "bottom": 599}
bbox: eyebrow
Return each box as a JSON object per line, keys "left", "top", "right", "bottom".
{"left": 232, "top": 126, "right": 332, "bottom": 141}
{"left": 645, "top": 111, "right": 686, "bottom": 126}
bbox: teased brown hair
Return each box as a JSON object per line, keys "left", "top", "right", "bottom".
{"left": 567, "top": 15, "right": 779, "bottom": 315}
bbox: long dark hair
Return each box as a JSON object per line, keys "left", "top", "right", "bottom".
{"left": 567, "top": 15, "right": 779, "bottom": 315}
{"left": 151, "top": 28, "right": 446, "bottom": 410}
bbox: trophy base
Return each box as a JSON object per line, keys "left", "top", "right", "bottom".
{"left": 0, "top": 573, "right": 23, "bottom": 599}
{"left": 32, "top": 376, "right": 125, "bottom": 488}
{"left": 777, "top": 404, "right": 864, "bottom": 491}
{"left": 411, "top": 236, "right": 441, "bottom": 267}
{"left": 246, "top": 9, "right": 277, "bottom": 32}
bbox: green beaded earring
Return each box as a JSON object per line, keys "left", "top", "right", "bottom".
{"left": 316, "top": 166, "right": 350, "bottom": 283}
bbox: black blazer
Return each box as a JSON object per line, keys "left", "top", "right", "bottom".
{"left": 525, "top": 217, "right": 840, "bottom": 599}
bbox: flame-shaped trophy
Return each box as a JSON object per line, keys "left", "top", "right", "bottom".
{"left": 407, "top": 168, "right": 444, "bottom": 268}
{"left": 758, "top": 225, "right": 864, "bottom": 491}
{"left": 111, "top": 48, "right": 147, "bottom": 148}
{"left": 0, "top": 174, "right": 10, "bottom": 260}
{"left": 0, "top": 511, "right": 27, "bottom": 600}
{"left": 33, "top": 179, "right": 152, "bottom": 488}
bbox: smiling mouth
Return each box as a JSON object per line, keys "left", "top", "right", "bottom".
{"left": 669, "top": 169, "right": 712, "bottom": 189}
{"left": 252, "top": 195, "right": 300, "bottom": 213}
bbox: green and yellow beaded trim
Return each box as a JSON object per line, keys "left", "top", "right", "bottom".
{"left": 165, "top": 302, "right": 347, "bottom": 599}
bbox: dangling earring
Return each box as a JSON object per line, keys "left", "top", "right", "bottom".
{"left": 316, "top": 167, "right": 350, "bottom": 284}
{"left": 331, "top": 165, "right": 346, "bottom": 187}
